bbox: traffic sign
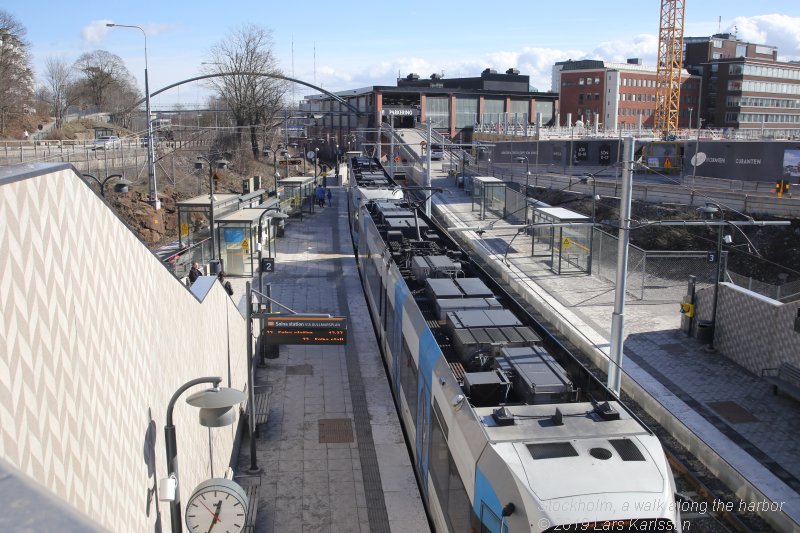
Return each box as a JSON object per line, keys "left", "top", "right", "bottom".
{"left": 241, "top": 238, "right": 250, "bottom": 253}
{"left": 562, "top": 237, "right": 571, "bottom": 249}
{"left": 180, "top": 223, "right": 189, "bottom": 237}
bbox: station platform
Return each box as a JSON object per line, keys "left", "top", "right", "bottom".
{"left": 426, "top": 166, "right": 800, "bottom": 530}
{"left": 228, "top": 181, "right": 429, "bottom": 533}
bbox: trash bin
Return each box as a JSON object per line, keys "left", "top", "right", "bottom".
{"left": 209, "top": 259, "right": 223, "bottom": 275}
{"left": 696, "top": 320, "right": 714, "bottom": 344}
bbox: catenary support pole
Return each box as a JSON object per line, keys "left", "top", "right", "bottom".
{"left": 425, "top": 118, "right": 432, "bottom": 217}
{"left": 245, "top": 282, "right": 261, "bottom": 474}
{"left": 607, "top": 136, "right": 634, "bottom": 395}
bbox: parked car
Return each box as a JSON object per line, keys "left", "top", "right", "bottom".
{"left": 140, "top": 136, "right": 160, "bottom": 147}
{"left": 92, "top": 136, "right": 121, "bottom": 150}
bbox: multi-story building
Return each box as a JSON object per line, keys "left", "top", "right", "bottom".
{"left": 684, "top": 33, "right": 800, "bottom": 138}
{"left": 553, "top": 59, "right": 700, "bottom": 132}
{"left": 300, "top": 69, "right": 558, "bottom": 143}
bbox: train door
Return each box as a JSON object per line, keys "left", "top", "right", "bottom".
{"left": 415, "top": 378, "right": 431, "bottom": 496}
{"left": 391, "top": 284, "right": 406, "bottom": 403}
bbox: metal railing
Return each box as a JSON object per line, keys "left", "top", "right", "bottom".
{"left": 162, "top": 238, "right": 214, "bottom": 280}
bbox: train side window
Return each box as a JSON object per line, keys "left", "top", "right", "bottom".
{"left": 480, "top": 504, "right": 502, "bottom": 533}
{"left": 400, "top": 341, "right": 418, "bottom": 423}
{"left": 429, "top": 412, "right": 471, "bottom": 531}
{"left": 385, "top": 298, "right": 396, "bottom": 355}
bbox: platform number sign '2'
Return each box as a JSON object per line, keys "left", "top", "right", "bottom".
{"left": 260, "top": 258, "right": 275, "bottom": 273}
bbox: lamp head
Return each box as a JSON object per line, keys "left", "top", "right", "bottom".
{"left": 106, "top": 23, "right": 115, "bottom": 27}
{"left": 194, "top": 159, "right": 204, "bottom": 170}
{"left": 698, "top": 203, "right": 721, "bottom": 220}
{"left": 186, "top": 386, "right": 246, "bottom": 428}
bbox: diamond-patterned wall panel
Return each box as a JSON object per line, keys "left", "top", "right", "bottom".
{"left": 0, "top": 167, "right": 250, "bottom": 530}
{"left": 696, "top": 283, "right": 800, "bottom": 373}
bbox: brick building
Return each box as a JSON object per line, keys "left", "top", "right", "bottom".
{"left": 552, "top": 59, "right": 700, "bottom": 132}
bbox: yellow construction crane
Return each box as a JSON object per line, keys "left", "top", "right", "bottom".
{"left": 654, "top": 0, "right": 686, "bottom": 137}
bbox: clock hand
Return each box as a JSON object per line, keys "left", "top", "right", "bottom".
{"left": 199, "top": 499, "right": 222, "bottom": 522}
{"left": 207, "top": 500, "right": 223, "bottom": 533}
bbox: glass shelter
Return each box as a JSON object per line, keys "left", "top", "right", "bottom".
{"left": 530, "top": 205, "right": 592, "bottom": 275}
{"left": 277, "top": 176, "right": 318, "bottom": 218}
{"left": 213, "top": 208, "right": 273, "bottom": 277}
{"left": 471, "top": 176, "right": 506, "bottom": 220}
{"left": 176, "top": 193, "right": 241, "bottom": 249}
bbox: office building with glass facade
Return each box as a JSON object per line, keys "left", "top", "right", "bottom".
{"left": 684, "top": 34, "right": 800, "bottom": 138}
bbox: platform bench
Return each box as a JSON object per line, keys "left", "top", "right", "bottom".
{"left": 242, "top": 484, "right": 259, "bottom": 532}
{"left": 762, "top": 363, "right": 800, "bottom": 403}
{"left": 241, "top": 387, "right": 270, "bottom": 437}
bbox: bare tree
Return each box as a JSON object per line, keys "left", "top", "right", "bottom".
{"left": 0, "top": 9, "right": 35, "bottom": 135}
{"left": 39, "top": 57, "right": 78, "bottom": 129}
{"left": 73, "top": 49, "right": 139, "bottom": 112}
{"left": 204, "top": 25, "right": 288, "bottom": 158}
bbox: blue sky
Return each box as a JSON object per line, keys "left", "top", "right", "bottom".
{"left": 4, "top": 1, "right": 800, "bottom": 107}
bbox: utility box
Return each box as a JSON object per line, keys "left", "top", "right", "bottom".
{"left": 463, "top": 370, "right": 511, "bottom": 407}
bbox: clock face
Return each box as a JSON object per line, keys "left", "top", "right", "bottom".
{"left": 185, "top": 479, "right": 249, "bottom": 533}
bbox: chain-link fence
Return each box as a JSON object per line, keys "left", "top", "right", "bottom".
{"left": 591, "top": 229, "right": 724, "bottom": 301}
{"left": 727, "top": 271, "right": 800, "bottom": 303}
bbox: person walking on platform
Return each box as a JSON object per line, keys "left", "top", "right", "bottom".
{"left": 326, "top": 187, "right": 332, "bottom": 206}
{"left": 315, "top": 184, "right": 326, "bottom": 208}
{"left": 217, "top": 271, "right": 234, "bottom": 296}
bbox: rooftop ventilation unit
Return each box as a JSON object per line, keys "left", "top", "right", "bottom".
{"left": 430, "top": 73, "right": 442, "bottom": 79}
{"left": 406, "top": 73, "right": 420, "bottom": 80}
{"left": 506, "top": 68, "right": 520, "bottom": 75}
{"left": 482, "top": 68, "right": 497, "bottom": 75}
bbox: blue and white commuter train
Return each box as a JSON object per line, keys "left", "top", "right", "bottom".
{"left": 347, "top": 156, "right": 682, "bottom": 532}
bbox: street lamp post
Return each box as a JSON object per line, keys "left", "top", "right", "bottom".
{"left": 315, "top": 147, "right": 321, "bottom": 186}
{"left": 700, "top": 203, "right": 726, "bottom": 351}
{"left": 163, "top": 377, "right": 245, "bottom": 533}
{"left": 534, "top": 111, "right": 540, "bottom": 188}
{"left": 580, "top": 174, "right": 598, "bottom": 275}
{"left": 195, "top": 156, "right": 225, "bottom": 263}
{"left": 514, "top": 156, "right": 530, "bottom": 196}
{"left": 82, "top": 173, "right": 129, "bottom": 198}
{"left": 106, "top": 23, "right": 159, "bottom": 209}
{"left": 335, "top": 143, "right": 340, "bottom": 182}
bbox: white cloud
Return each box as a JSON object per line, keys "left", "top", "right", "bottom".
{"left": 311, "top": 47, "right": 590, "bottom": 95}
{"left": 81, "top": 20, "right": 113, "bottom": 44}
{"left": 727, "top": 14, "right": 800, "bottom": 60}
{"left": 593, "top": 34, "right": 659, "bottom": 65}
{"left": 298, "top": 15, "right": 800, "bottom": 98}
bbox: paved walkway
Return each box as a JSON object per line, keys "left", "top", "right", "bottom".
{"left": 428, "top": 166, "right": 800, "bottom": 529}
{"left": 230, "top": 183, "right": 429, "bottom": 533}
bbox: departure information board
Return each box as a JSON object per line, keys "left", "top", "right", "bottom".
{"left": 262, "top": 315, "right": 347, "bottom": 345}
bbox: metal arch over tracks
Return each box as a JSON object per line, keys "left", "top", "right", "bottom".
{"left": 131, "top": 72, "right": 362, "bottom": 116}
